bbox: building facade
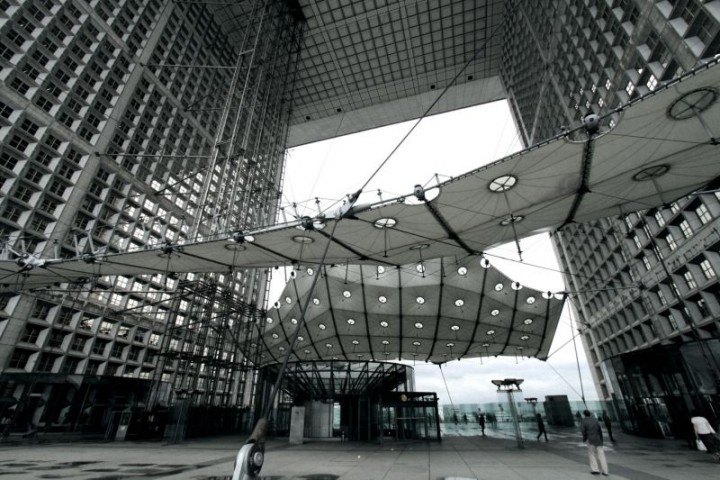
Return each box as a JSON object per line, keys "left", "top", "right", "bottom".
{"left": 0, "top": 0, "right": 301, "bottom": 437}
{"left": 501, "top": 0, "right": 720, "bottom": 437}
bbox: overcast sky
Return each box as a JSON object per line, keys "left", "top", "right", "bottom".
{"left": 271, "top": 100, "right": 597, "bottom": 406}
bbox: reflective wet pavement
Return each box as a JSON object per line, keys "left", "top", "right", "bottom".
{"left": 0, "top": 425, "right": 716, "bottom": 479}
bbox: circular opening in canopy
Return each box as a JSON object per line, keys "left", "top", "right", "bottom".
{"left": 293, "top": 236, "right": 314, "bottom": 244}
{"left": 633, "top": 165, "right": 670, "bottom": 182}
{"left": 374, "top": 217, "right": 397, "bottom": 229}
{"left": 488, "top": 175, "right": 517, "bottom": 192}
{"left": 500, "top": 215, "right": 524, "bottom": 226}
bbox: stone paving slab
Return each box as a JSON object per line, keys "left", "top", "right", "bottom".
{"left": 0, "top": 427, "right": 717, "bottom": 479}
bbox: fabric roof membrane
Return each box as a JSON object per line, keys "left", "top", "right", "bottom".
{"left": 1, "top": 59, "right": 720, "bottom": 292}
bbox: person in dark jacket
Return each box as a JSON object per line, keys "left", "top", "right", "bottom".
{"left": 602, "top": 411, "right": 616, "bottom": 442}
{"left": 478, "top": 414, "right": 486, "bottom": 435}
{"left": 581, "top": 410, "right": 608, "bottom": 476}
{"left": 536, "top": 413, "right": 548, "bottom": 441}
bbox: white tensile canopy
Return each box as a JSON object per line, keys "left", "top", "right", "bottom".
{"left": 256, "top": 256, "right": 564, "bottom": 366}
{"left": 2, "top": 59, "right": 720, "bottom": 295}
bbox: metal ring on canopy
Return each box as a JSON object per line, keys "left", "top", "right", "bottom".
{"left": 668, "top": 88, "right": 718, "bottom": 120}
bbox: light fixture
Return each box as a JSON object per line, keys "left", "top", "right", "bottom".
{"left": 306, "top": 267, "right": 314, "bottom": 275}
{"left": 458, "top": 266, "right": 468, "bottom": 275}
{"left": 416, "top": 263, "right": 425, "bottom": 273}
{"left": 285, "top": 296, "right": 292, "bottom": 304}
{"left": 526, "top": 296, "right": 536, "bottom": 304}
{"left": 347, "top": 318, "right": 355, "bottom": 325}
{"left": 325, "top": 343, "right": 333, "bottom": 348}
{"left": 410, "top": 244, "right": 430, "bottom": 250}
{"left": 517, "top": 346, "right": 524, "bottom": 350}
{"left": 343, "top": 290, "right": 351, "bottom": 298}
{"left": 480, "top": 257, "right": 491, "bottom": 268}
{"left": 542, "top": 291, "right": 554, "bottom": 299}
{"left": 450, "top": 325, "right": 460, "bottom": 331}
{"left": 446, "top": 342, "right": 455, "bottom": 347}
{"left": 292, "top": 235, "right": 314, "bottom": 244}
{"left": 352, "top": 340, "right": 360, "bottom": 345}
{"left": 487, "top": 329, "right": 496, "bottom": 335}
{"left": 414, "top": 322, "right": 423, "bottom": 329}
{"left": 298, "top": 336, "right": 304, "bottom": 342}
{"left": 290, "top": 271, "right": 297, "bottom": 279}
{"left": 266, "top": 317, "right": 273, "bottom": 324}
{"left": 374, "top": 217, "right": 397, "bottom": 229}
{"left": 291, "top": 318, "right": 298, "bottom": 325}
{"left": 482, "top": 343, "right": 490, "bottom": 347}
{"left": 520, "top": 335, "right": 529, "bottom": 341}
{"left": 231, "top": 231, "right": 255, "bottom": 243}
{"left": 416, "top": 296, "right": 425, "bottom": 304}
{"left": 356, "top": 353, "right": 363, "bottom": 357}
{"left": 511, "top": 281, "right": 522, "bottom": 290}
{"left": 379, "top": 295, "right": 387, "bottom": 304}
{"left": 491, "top": 309, "right": 500, "bottom": 316}
{"left": 488, "top": 175, "right": 517, "bottom": 192}
{"left": 412, "top": 341, "right": 421, "bottom": 346}
{"left": 273, "top": 301, "right": 281, "bottom": 309}
{"left": 494, "top": 283, "right": 504, "bottom": 291}
{"left": 318, "top": 324, "right": 326, "bottom": 330}
{"left": 312, "top": 298, "right": 320, "bottom": 305}
{"left": 272, "top": 333, "right": 279, "bottom": 339}
{"left": 382, "top": 340, "right": 390, "bottom": 345}
{"left": 380, "top": 321, "right": 389, "bottom": 328}
{"left": 455, "top": 299, "right": 464, "bottom": 307}
{"left": 523, "top": 318, "right": 533, "bottom": 325}
{"left": 377, "top": 266, "right": 385, "bottom": 274}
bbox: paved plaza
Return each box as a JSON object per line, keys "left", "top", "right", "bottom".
{"left": 0, "top": 424, "right": 717, "bottom": 480}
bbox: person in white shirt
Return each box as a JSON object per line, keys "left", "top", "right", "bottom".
{"left": 691, "top": 410, "right": 720, "bottom": 460}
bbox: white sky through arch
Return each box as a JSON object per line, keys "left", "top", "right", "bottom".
{"left": 272, "top": 99, "right": 597, "bottom": 405}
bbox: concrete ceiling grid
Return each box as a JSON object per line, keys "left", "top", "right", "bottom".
{"left": 288, "top": 0, "right": 508, "bottom": 146}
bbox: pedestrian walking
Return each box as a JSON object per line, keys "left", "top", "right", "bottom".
{"left": 691, "top": 410, "right": 720, "bottom": 460}
{"left": 463, "top": 413, "right": 468, "bottom": 424}
{"left": 602, "top": 411, "right": 616, "bottom": 442}
{"left": 581, "top": 410, "right": 609, "bottom": 476}
{"left": 478, "top": 414, "right": 486, "bottom": 435}
{"left": 536, "top": 413, "right": 548, "bottom": 442}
